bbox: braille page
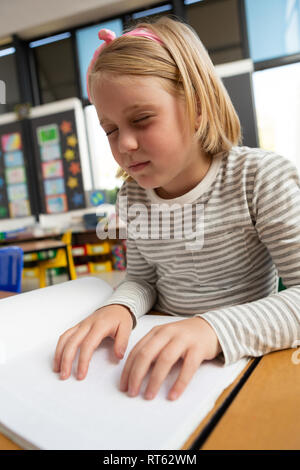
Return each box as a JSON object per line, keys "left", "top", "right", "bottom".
{"left": 0, "top": 277, "right": 114, "bottom": 364}
{"left": 0, "top": 278, "right": 249, "bottom": 449}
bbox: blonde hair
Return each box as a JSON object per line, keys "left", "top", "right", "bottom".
{"left": 88, "top": 16, "right": 241, "bottom": 180}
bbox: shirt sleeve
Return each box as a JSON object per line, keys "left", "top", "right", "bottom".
{"left": 100, "top": 180, "right": 158, "bottom": 328}
{"left": 199, "top": 153, "right": 300, "bottom": 365}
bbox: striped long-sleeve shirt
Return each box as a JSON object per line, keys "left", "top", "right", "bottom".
{"left": 101, "top": 146, "right": 300, "bottom": 365}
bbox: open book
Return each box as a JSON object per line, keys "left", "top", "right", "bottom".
{"left": 0, "top": 277, "right": 248, "bottom": 450}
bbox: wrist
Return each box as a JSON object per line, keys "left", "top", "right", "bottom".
{"left": 94, "top": 304, "right": 135, "bottom": 328}
{"left": 193, "top": 316, "right": 222, "bottom": 358}
{"left": 108, "top": 304, "right": 136, "bottom": 329}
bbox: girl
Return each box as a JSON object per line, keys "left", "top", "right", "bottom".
{"left": 53, "top": 17, "right": 300, "bottom": 401}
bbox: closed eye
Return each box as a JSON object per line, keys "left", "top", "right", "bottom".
{"left": 105, "top": 128, "right": 118, "bottom": 136}
{"left": 133, "top": 116, "right": 151, "bottom": 123}
{"left": 105, "top": 116, "right": 153, "bottom": 136}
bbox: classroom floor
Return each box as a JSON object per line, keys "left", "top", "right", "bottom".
{"left": 21, "top": 270, "right": 126, "bottom": 292}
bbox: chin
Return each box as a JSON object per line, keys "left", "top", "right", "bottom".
{"left": 131, "top": 175, "right": 160, "bottom": 190}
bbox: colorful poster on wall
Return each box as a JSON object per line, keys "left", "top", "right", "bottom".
{"left": 41, "top": 160, "right": 64, "bottom": 179}
{"left": 40, "top": 143, "right": 61, "bottom": 161}
{"left": 5, "top": 167, "right": 26, "bottom": 184}
{"left": 1, "top": 132, "right": 22, "bottom": 152}
{"left": 37, "top": 124, "right": 59, "bottom": 146}
{"left": 30, "top": 110, "right": 86, "bottom": 214}
{"left": 44, "top": 178, "right": 65, "bottom": 196}
{"left": 46, "top": 194, "right": 68, "bottom": 213}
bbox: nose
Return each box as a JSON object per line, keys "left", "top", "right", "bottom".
{"left": 118, "top": 128, "right": 139, "bottom": 154}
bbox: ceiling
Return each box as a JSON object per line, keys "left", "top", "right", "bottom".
{"left": 0, "top": 0, "right": 161, "bottom": 42}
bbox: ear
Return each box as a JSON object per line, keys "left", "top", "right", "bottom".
{"left": 194, "top": 99, "right": 201, "bottom": 131}
{"left": 195, "top": 114, "right": 201, "bottom": 131}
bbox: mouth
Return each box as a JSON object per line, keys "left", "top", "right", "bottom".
{"left": 128, "top": 161, "right": 150, "bottom": 172}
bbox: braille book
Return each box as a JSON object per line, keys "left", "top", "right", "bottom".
{"left": 0, "top": 277, "right": 248, "bottom": 449}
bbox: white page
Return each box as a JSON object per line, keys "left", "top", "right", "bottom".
{"left": 0, "top": 278, "right": 249, "bottom": 449}
{"left": 0, "top": 277, "right": 113, "bottom": 363}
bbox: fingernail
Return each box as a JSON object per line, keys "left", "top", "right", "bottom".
{"left": 60, "top": 371, "right": 67, "bottom": 379}
{"left": 120, "top": 382, "right": 127, "bottom": 392}
{"left": 128, "top": 387, "right": 136, "bottom": 397}
{"left": 77, "top": 371, "right": 84, "bottom": 380}
{"left": 169, "top": 391, "right": 178, "bottom": 400}
{"left": 145, "top": 391, "right": 154, "bottom": 400}
{"left": 118, "top": 347, "right": 125, "bottom": 357}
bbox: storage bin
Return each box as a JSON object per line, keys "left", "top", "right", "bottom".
{"left": 37, "top": 250, "right": 57, "bottom": 260}
{"left": 23, "top": 267, "right": 40, "bottom": 278}
{"left": 86, "top": 242, "right": 110, "bottom": 255}
{"left": 72, "top": 245, "right": 87, "bottom": 257}
{"left": 23, "top": 253, "right": 38, "bottom": 262}
{"left": 88, "top": 260, "right": 112, "bottom": 273}
{"left": 75, "top": 264, "right": 90, "bottom": 275}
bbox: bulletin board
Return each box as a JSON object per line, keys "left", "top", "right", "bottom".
{"left": 0, "top": 120, "right": 33, "bottom": 219}
{"left": 30, "top": 110, "right": 86, "bottom": 214}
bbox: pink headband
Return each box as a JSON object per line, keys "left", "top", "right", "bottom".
{"left": 86, "top": 27, "right": 163, "bottom": 101}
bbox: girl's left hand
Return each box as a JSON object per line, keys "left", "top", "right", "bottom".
{"left": 119, "top": 317, "right": 222, "bottom": 401}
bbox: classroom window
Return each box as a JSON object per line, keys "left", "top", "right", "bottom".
{"left": 131, "top": 3, "right": 172, "bottom": 19}
{"left": 245, "top": 0, "right": 300, "bottom": 62}
{"left": 84, "top": 104, "right": 123, "bottom": 190}
{"left": 0, "top": 46, "right": 20, "bottom": 114}
{"left": 184, "top": 0, "right": 205, "bottom": 5}
{"left": 30, "top": 33, "right": 78, "bottom": 104}
{"left": 252, "top": 61, "right": 300, "bottom": 173}
{"left": 76, "top": 18, "right": 123, "bottom": 101}
{"left": 186, "top": 0, "right": 245, "bottom": 65}
{"left": 125, "top": 2, "right": 173, "bottom": 30}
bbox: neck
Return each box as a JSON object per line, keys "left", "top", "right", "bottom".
{"left": 155, "top": 152, "right": 212, "bottom": 199}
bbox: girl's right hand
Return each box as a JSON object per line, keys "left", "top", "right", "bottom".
{"left": 53, "top": 304, "right": 134, "bottom": 380}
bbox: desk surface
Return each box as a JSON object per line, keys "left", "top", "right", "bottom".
{"left": 16, "top": 239, "right": 67, "bottom": 254}
{"left": 0, "top": 227, "right": 122, "bottom": 246}
{"left": 0, "top": 227, "right": 102, "bottom": 245}
{"left": 0, "top": 291, "right": 16, "bottom": 299}
{"left": 202, "top": 348, "right": 300, "bottom": 450}
{"left": 0, "top": 231, "right": 60, "bottom": 244}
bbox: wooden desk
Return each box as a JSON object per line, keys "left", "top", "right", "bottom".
{"left": 0, "top": 227, "right": 123, "bottom": 246}
{"left": 182, "top": 358, "right": 256, "bottom": 449}
{"left": 201, "top": 348, "right": 300, "bottom": 450}
{"left": 16, "top": 239, "right": 67, "bottom": 254}
{"left": 0, "top": 231, "right": 60, "bottom": 244}
{"left": 0, "top": 291, "right": 16, "bottom": 299}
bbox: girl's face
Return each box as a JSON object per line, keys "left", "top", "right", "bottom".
{"left": 93, "top": 74, "right": 211, "bottom": 198}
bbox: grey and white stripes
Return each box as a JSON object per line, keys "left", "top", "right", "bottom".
{"left": 101, "top": 146, "right": 300, "bottom": 365}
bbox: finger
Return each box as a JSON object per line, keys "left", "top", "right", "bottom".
{"left": 119, "top": 328, "right": 159, "bottom": 392}
{"left": 53, "top": 325, "right": 80, "bottom": 372}
{"left": 76, "top": 323, "right": 114, "bottom": 379}
{"left": 168, "top": 348, "right": 203, "bottom": 401}
{"left": 59, "top": 324, "right": 91, "bottom": 379}
{"left": 121, "top": 332, "right": 170, "bottom": 397}
{"left": 113, "top": 319, "right": 132, "bottom": 359}
{"left": 144, "top": 339, "right": 185, "bottom": 400}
